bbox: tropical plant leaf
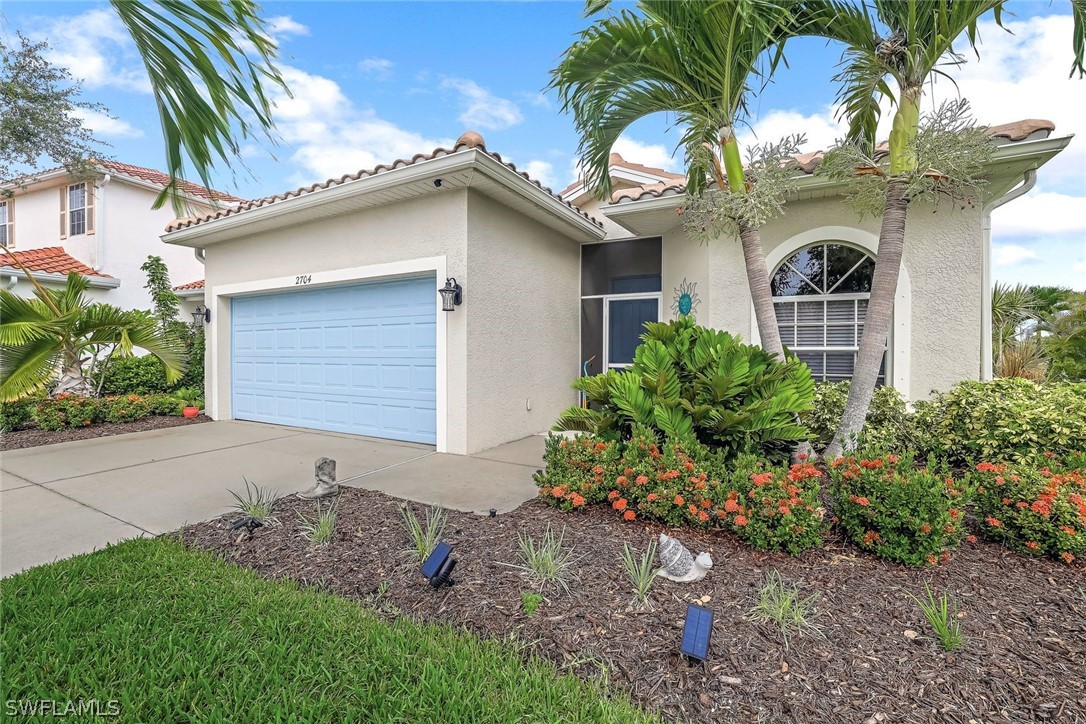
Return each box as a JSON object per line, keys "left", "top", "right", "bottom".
{"left": 553, "top": 406, "right": 617, "bottom": 435}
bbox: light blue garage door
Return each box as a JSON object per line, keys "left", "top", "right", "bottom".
{"left": 231, "top": 276, "right": 437, "bottom": 444}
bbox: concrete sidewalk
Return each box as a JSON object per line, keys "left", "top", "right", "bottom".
{"left": 1, "top": 421, "right": 543, "bottom": 577}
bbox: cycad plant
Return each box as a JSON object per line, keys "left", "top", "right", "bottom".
{"left": 551, "top": 0, "right": 821, "bottom": 358}
{"left": 806, "top": 0, "right": 1086, "bottom": 457}
{"left": 555, "top": 317, "right": 814, "bottom": 459}
{"left": 0, "top": 273, "right": 185, "bottom": 400}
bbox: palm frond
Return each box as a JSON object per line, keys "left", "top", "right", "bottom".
{"left": 109, "top": 0, "right": 289, "bottom": 213}
{"left": 0, "top": 337, "right": 60, "bottom": 402}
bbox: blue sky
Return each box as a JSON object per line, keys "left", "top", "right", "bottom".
{"left": 4, "top": 1, "right": 1084, "bottom": 287}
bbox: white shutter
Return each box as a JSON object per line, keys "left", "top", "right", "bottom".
{"left": 5, "top": 199, "right": 12, "bottom": 248}
{"left": 59, "top": 186, "right": 69, "bottom": 240}
{"left": 86, "top": 182, "right": 96, "bottom": 235}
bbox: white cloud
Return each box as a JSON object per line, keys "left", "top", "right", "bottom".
{"left": 991, "top": 190, "right": 1086, "bottom": 236}
{"left": 267, "top": 16, "right": 309, "bottom": 38}
{"left": 440, "top": 78, "right": 523, "bottom": 131}
{"left": 28, "top": 8, "right": 150, "bottom": 93}
{"left": 521, "top": 160, "right": 557, "bottom": 189}
{"left": 271, "top": 65, "right": 450, "bottom": 182}
{"left": 358, "top": 58, "right": 394, "bottom": 81}
{"left": 73, "top": 108, "right": 144, "bottom": 139}
{"left": 741, "top": 106, "right": 846, "bottom": 154}
{"left": 610, "top": 137, "right": 681, "bottom": 172}
{"left": 992, "top": 243, "right": 1039, "bottom": 266}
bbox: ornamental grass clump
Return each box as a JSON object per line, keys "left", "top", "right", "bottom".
{"left": 721, "top": 455, "right": 826, "bottom": 555}
{"left": 298, "top": 502, "right": 337, "bottom": 546}
{"left": 748, "top": 571, "right": 823, "bottom": 648}
{"left": 829, "top": 453, "right": 971, "bottom": 567}
{"left": 910, "top": 584, "right": 965, "bottom": 651}
{"left": 506, "top": 525, "right": 578, "bottom": 595}
{"left": 969, "top": 454, "right": 1086, "bottom": 565}
{"left": 228, "top": 478, "right": 279, "bottom": 526}
{"left": 399, "top": 504, "right": 447, "bottom": 563}
{"left": 620, "top": 541, "right": 662, "bottom": 612}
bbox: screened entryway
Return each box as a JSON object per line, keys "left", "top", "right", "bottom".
{"left": 580, "top": 237, "right": 662, "bottom": 374}
{"left": 771, "top": 242, "right": 886, "bottom": 383}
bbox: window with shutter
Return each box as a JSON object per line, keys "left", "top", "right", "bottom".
{"left": 771, "top": 242, "right": 887, "bottom": 384}
{"left": 68, "top": 183, "right": 87, "bottom": 236}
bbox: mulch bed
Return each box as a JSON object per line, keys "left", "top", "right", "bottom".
{"left": 0, "top": 415, "right": 210, "bottom": 451}
{"left": 181, "top": 487, "right": 1086, "bottom": 723}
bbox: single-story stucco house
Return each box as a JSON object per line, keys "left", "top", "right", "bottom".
{"left": 161, "top": 121, "right": 1070, "bottom": 455}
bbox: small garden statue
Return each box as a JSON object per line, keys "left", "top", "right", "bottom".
{"left": 298, "top": 457, "right": 339, "bottom": 500}
{"left": 657, "top": 534, "right": 713, "bottom": 582}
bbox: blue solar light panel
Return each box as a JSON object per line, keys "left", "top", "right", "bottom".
{"left": 421, "top": 542, "right": 452, "bottom": 578}
{"left": 681, "top": 604, "right": 713, "bottom": 660}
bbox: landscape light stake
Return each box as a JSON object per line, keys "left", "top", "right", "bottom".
{"left": 681, "top": 604, "right": 714, "bottom": 663}
{"left": 421, "top": 541, "right": 457, "bottom": 588}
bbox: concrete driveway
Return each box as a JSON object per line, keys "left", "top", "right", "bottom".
{"left": 1, "top": 421, "right": 543, "bottom": 577}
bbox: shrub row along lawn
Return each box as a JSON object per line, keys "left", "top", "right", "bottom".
{"left": 1, "top": 538, "right": 654, "bottom": 723}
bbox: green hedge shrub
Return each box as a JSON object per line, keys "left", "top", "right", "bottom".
{"left": 914, "top": 379, "right": 1086, "bottom": 466}
{"left": 34, "top": 395, "right": 102, "bottom": 431}
{"left": 96, "top": 356, "right": 172, "bottom": 395}
{"left": 969, "top": 456, "right": 1085, "bottom": 564}
{"left": 801, "top": 381, "right": 915, "bottom": 451}
{"left": 828, "top": 452, "right": 972, "bottom": 567}
{"left": 554, "top": 317, "right": 814, "bottom": 460}
{"left": 724, "top": 455, "right": 825, "bottom": 555}
{"left": 1, "top": 397, "right": 38, "bottom": 432}
{"left": 534, "top": 431, "right": 824, "bottom": 554}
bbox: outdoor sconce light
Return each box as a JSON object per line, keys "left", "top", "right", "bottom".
{"left": 191, "top": 304, "right": 211, "bottom": 325}
{"left": 421, "top": 541, "right": 457, "bottom": 588}
{"left": 438, "top": 278, "right": 463, "bottom": 312}
{"left": 680, "top": 604, "right": 714, "bottom": 662}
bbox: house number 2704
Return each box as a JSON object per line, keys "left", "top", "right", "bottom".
{"left": 295, "top": 275, "right": 312, "bottom": 285}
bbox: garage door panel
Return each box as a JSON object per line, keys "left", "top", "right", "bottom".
{"left": 231, "top": 276, "right": 437, "bottom": 444}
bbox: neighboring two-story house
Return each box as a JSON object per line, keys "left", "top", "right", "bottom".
{"left": 0, "top": 161, "right": 240, "bottom": 314}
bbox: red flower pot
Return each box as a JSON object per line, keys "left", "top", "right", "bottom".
{"left": 183, "top": 406, "right": 200, "bottom": 418}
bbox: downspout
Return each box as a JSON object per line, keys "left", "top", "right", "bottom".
{"left": 94, "top": 173, "right": 111, "bottom": 272}
{"left": 3, "top": 275, "right": 17, "bottom": 291}
{"left": 981, "top": 168, "right": 1037, "bottom": 380}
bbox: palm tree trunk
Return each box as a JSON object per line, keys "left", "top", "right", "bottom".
{"left": 824, "top": 181, "right": 909, "bottom": 459}
{"left": 54, "top": 345, "right": 94, "bottom": 397}
{"left": 738, "top": 220, "right": 784, "bottom": 359}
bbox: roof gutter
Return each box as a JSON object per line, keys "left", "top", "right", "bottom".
{"left": 161, "top": 149, "right": 605, "bottom": 247}
{"left": 0, "top": 267, "right": 120, "bottom": 289}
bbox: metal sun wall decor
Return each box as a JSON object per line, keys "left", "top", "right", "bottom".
{"left": 672, "top": 278, "right": 700, "bottom": 318}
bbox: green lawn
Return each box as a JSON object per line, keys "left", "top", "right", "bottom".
{"left": 1, "top": 538, "right": 653, "bottom": 723}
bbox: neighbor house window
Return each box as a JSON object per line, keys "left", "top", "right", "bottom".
{"left": 0, "top": 199, "right": 11, "bottom": 248}
{"left": 58, "top": 182, "right": 94, "bottom": 239}
{"left": 771, "top": 242, "right": 886, "bottom": 384}
{"left": 68, "top": 183, "right": 87, "bottom": 236}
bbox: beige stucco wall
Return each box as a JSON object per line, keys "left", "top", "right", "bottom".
{"left": 198, "top": 189, "right": 470, "bottom": 451}
{"left": 695, "top": 196, "right": 984, "bottom": 399}
{"left": 464, "top": 191, "right": 581, "bottom": 452}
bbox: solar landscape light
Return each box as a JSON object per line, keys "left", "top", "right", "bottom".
{"left": 421, "top": 541, "right": 457, "bottom": 588}
{"left": 681, "top": 603, "right": 714, "bottom": 662}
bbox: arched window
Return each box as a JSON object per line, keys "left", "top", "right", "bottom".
{"left": 771, "top": 242, "right": 885, "bottom": 384}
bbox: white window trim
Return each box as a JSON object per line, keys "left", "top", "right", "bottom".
{"left": 209, "top": 255, "right": 449, "bottom": 452}
{"left": 68, "top": 182, "right": 88, "bottom": 236}
{"left": 753, "top": 226, "right": 912, "bottom": 399}
{"left": 601, "top": 292, "right": 663, "bottom": 370}
{"left": 0, "top": 198, "right": 11, "bottom": 248}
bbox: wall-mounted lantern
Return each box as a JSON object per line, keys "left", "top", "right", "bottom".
{"left": 191, "top": 304, "right": 211, "bottom": 325}
{"left": 438, "top": 278, "right": 463, "bottom": 312}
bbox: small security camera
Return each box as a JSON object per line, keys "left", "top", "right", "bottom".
{"left": 433, "top": 178, "right": 443, "bottom": 188}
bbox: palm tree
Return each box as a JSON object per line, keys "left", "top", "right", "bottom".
{"left": 109, "top": 0, "right": 287, "bottom": 211}
{"left": 550, "top": 0, "right": 819, "bottom": 359}
{"left": 991, "top": 282, "right": 1040, "bottom": 366}
{"left": 808, "top": 0, "right": 1086, "bottom": 458}
{"left": 0, "top": 274, "right": 185, "bottom": 401}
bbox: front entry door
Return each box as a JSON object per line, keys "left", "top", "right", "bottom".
{"left": 605, "top": 295, "right": 660, "bottom": 370}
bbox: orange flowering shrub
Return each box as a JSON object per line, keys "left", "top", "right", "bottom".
{"left": 33, "top": 395, "right": 102, "bottom": 430}
{"left": 102, "top": 395, "right": 151, "bottom": 424}
{"left": 829, "top": 453, "right": 972, "bottom": 567}
{"left": 613, "top": 432, "right": 727, "bottom": 527}
{"left": 969, "top": 454, "right": 1086, "bottom": 564}
{"left": 720, "top": 454, "right": 825, "bottom": 554}
{"left": 533, "top": 434, "right": 622, "bottom": 511}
